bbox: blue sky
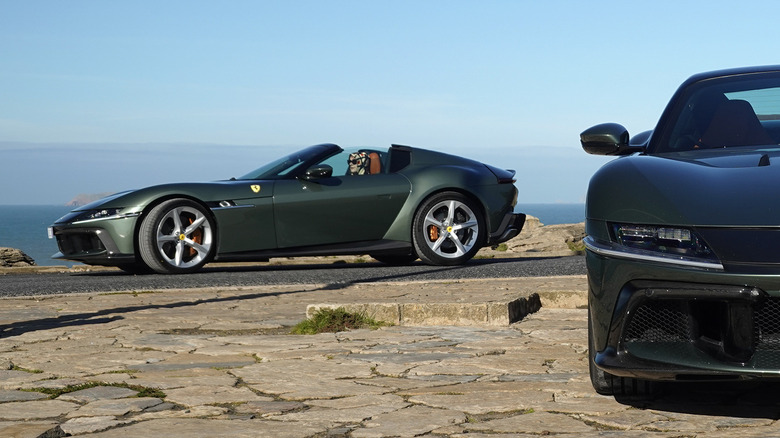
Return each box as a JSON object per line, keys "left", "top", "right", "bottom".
{"left": 2, "top": 1, "right": 779, "bottom": 205}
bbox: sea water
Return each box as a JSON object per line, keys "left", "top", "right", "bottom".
{"left": 0, "top": 205, "right": 73, "bottom": 267}
{"left": 517, "top": 203, "right": 585, "bottom": 226}
{"left": 0, "top": 204, "right": 585, "bottom": 266}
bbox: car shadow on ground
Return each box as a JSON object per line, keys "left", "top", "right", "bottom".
{"left": 72, "top": 261, "right": 489, "bottom": 292}
{"left": 0, "top": 287, "right": 313, "bottom": 338}
{"left": 76, "top": 255, "right": 574, "bottom": 276}
{"left": 617, "top": 381, "right": 780, "bottom": 419}
{"left": 76, "top": 259, "right": 468, "bottom": 278}
{"left": 0, "top": 257, "right": 549, "bottom": 338}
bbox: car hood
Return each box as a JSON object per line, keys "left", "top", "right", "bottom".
{"left": 587, "top": 148, "right": 780, "bottom": 226}
{"left": 70, "top": 180, "right": 276, "bottom": 212}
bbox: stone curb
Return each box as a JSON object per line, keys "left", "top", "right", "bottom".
{"left": 307, "top": 293, "right": 543, "bottom": 326}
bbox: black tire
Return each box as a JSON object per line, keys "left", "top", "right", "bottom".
{"left": 412, "top": 191, "right": 485, "bottom": 266}
{"left": 371, "top": 252, "right": 418, "bottom": 265}
{"left": 137, "top": 198, "right": 216, "bottom": 274}
{"left": 588, "top": 310, "right": 615, "bottom": 395}
{"left": 588, "top": 310, "right": 656, "bottom": 397}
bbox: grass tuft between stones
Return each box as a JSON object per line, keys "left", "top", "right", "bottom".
{"left": 292, "top": 307, "right": 390, "bottom": 335}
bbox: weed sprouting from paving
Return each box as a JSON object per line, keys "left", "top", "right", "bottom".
{"left": 292, "top": 307, "right": 390, "bottom": 335}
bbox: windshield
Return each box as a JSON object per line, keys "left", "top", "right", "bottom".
{"left": 237, "top": 144, "right": 341, "bottom": 180}
{"left": 654, "top": 74, "right": 780, "bottom": 153}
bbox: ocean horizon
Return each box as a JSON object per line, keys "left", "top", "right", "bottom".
{"left": 0, "top": 203, "right": 585, "bottom": 267}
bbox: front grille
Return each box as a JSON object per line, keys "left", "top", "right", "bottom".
{"left": 624, "top": 301, "right": 692, "bottom": 343}
{"left": 623, "top": 297, "right": 780, "bottom": 366}
{"left": 755, "top": 299, "right": 780, "bottom": 350}
{"left": 56, "top": 231, "right": 106, "bottom": 256}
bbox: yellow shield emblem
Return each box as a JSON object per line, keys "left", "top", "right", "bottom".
{"left": 250, "top": 185, "right": 261, "bottom": 193}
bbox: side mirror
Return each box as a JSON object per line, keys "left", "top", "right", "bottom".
{"left": 580, "top": 123, "right": 645, "bottom": 156}
{"left": 300, "top": 164, "right": 333, "bottom": 180}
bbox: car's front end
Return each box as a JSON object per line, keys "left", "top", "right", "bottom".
{"left": 581, "top": 66, "right": 780, "bottom": 394}
{"left": 585, "top": 220, "right": 780, "bottom": 383}
{"left": 584, "top": 151, "right": 780, "bottom": 393}
{"left": 49, "top": 193, "right": 143, "bottom": 266}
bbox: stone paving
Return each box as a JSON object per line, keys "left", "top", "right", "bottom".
{"left": 1, "top": 275, "right": 780, "bottom": 437}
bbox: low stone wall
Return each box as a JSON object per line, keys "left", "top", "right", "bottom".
{"left": 307, "top": 293, "right": 543, "bottom": 327}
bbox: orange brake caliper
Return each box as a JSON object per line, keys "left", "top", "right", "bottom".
{"left": 427, "top": 225, "right": 439, "bottom": 242}
{"left": 188, "top": 218, "right": 203, "bottom": 257}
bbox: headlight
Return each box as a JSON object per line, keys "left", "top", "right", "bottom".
{"left": 57, "top": 208, "right": 140, "bottom": 224}
{"left": 584, "top": 223, "right": 722, "bottom": 270}
{"left": 75, "top": 208, "right": 123, "bottom": 222}
{"left": 613, "top": 224, "right": 715, "bottom": 259}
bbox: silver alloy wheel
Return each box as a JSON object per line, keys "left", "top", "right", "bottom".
{"left": 421, "top": 199, "right": 479, "bottom": 259}
{"left": 154, "top": 205, "right": 213, "bottom": 269}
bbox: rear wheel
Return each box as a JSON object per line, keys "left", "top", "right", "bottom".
{"left": 138, "top": 199, "right": 215, "bottom": 274}
{"left": 412, "top": 192, "right": 484, "bottom": 266}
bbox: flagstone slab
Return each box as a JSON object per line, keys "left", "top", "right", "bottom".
{"left": 57, "top": 385, "right": 138, "bottom": 403}
{"left": 0, "top": 399, "right": 79, "bottom": 420}
{"left": 67, "top": 397, "right": 164, "bottom": 417}
{"left": 0, "top": 389, "right": 48, "bottom": 402}
{"left": 163, "top": 385, "right": 272, "bottom": 407}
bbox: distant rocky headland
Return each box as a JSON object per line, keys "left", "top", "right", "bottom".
{"left": 66, "top": 192, "right": 114, "bottom": 207}
{"left": 0, "top": 248, "right": 36, "bottom": 267}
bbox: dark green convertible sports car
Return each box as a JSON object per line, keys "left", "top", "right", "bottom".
{"left": 49, "top": 143, "right": 524, "bottom": 274}
{"left": 582, "top": 66, "right": 780, "bottom": 395}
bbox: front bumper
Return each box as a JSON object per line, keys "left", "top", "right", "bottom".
{"left": 597, "top": 280, "right": 780, "bottom": 380}
{"left": 49, "top": 218, "right": 138, "bottom": 266}
{"left": 589, "top": 250, "right": 780, "bottom": 381}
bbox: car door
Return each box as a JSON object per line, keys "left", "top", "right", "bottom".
{"left": 272, "top": 172, "right": 411, "bottom": 248}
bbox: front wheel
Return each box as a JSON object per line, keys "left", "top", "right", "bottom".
{"left": 412, "top": 192, "right": 485, "bottom": 266}
{"left": 138, "top": 199, "right": 216, "bottom": 274}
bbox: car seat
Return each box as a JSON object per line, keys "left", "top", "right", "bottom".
{"left": 699, "top": 99, "right": 774, "bottom": 148}
{"left": 368, "top": 152, "right": 381, "bottom": 174}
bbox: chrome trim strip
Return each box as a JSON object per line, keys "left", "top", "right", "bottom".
{"left": 584, "top": 236, "right": 724, "bottom": 271}
{"left": 210, "top": 204, "right": 255, "bottom": 211}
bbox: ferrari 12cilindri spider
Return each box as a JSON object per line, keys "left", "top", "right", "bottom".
{"left": 49, "top": 143, "right": 524, "bottom": 274}
{"left": 582, "top": 65, "right": 780, "bottom": 395}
